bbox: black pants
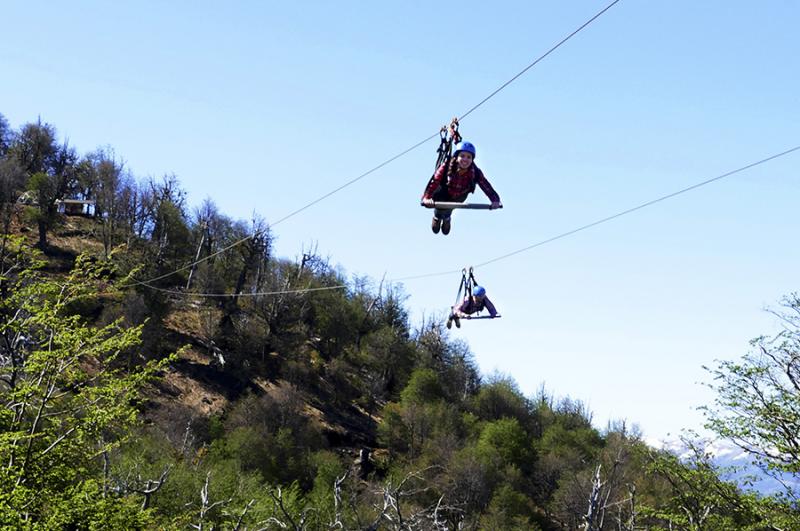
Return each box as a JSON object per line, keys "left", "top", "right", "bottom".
{"left": 432, "top": 188, "right": 469, "bottom": 220}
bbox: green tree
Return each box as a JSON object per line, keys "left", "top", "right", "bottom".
{"left": 476, "top": 418, "right": 533, "bottom": 471}
{"left": 414, "top": 322, "right": 481, "bottom": 405}
{"left": 26, "top": 171, "right": 64, "bottom": 248}
{"left": 377, "top": 401, "right": 411, "bottom": 457}
{"left": 0, "top": 239, "right": 172, "bottom": 526}
{"left": 641, "top": 439, "right": 772, "bottom": 530}
{"left": 532, "top": 398, "right": 604, "bottom": 522}
{"left": 471, "top": 373, "right": 532, "bottom": 427}
{"left": 8, "top": 121, "right": 78, "bottom": 248}
{"left": 400, "top": 367, "right": 444, "bottom": 405}
{"left": 479, "top": 484, "right": 541, "bottom": 531}
{"left": 702, "top": 293, "right": 800, "bottom": 500}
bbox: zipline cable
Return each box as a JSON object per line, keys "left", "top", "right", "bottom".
{"left": 123, "top": 133, "right": 438, "bottom": 288}
{"left": 139, "top": 283, "right": 350, "bottom": 298}
{"left": 472, "top": 144, "right": 800, "bottom": 269}
{"left": 125, "top": 0, "right": 622, "bottom": 289}
{"left": 143, "top": 144, "right": 800, "bottom": 297}
{"left": 458, "top": 0, "right": 621, "bottom": 121}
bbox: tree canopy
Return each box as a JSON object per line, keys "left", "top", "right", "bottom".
{"left": 1, "top": 111, "right": 798, "bottom": 529}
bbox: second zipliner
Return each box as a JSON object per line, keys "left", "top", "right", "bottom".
{"left": 446, "top": 267, "right": 501, "bottom": 329}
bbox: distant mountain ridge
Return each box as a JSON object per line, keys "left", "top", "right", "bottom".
{"left": 648, "top": 437, "right": 799, "bottom": 496}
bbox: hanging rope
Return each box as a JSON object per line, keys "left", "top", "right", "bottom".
{"left": 452, "top": 268, "right": 468, "bottom": 308}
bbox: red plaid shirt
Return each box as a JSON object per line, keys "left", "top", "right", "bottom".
{"left": 422, "top": 163, "right": 500, "bottom": 202}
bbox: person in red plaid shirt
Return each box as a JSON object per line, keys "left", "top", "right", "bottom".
{"left": 421, "top": 141, "right": 502, "bottom": 235}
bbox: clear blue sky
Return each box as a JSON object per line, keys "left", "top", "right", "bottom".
{"left": 2, "top": 1, "right": 798, "bottom": 442}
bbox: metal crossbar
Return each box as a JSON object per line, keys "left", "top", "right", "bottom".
{"left": 421, "top": 202, "right": 502, "bottom": 210}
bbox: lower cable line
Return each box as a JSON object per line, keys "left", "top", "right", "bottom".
{"left": 473, "top": 144, "right": 800, "bottom": 269}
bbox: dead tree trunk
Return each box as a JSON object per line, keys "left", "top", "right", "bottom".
{"left": 583, "top": 464, "right": 604, "bottom": 531}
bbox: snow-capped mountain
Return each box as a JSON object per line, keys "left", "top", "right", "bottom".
{"left": 645, "top": 437, "right": 799, "bottom": 496}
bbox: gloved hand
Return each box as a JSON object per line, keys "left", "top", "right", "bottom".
{"left": 422, "top": 198, "right": 435, "bottom": 207}
{"left": 491, "top": 201, "right": 502, "bottom": 210}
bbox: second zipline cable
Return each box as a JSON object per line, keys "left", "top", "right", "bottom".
{"left": 148, "top": 144, "right": 800, "bottom": 297}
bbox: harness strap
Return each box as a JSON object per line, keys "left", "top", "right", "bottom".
{"left": 428, "top": 118, "right": 462, "bottom": 195}
{"left": 452, "top": 268, "right": 469, "bottom": 309}
{"left": 468, "top": 267, "right": 478, "bottom": 298}
{"left": 435, "top": 129, "right": 451, "bottom": 169}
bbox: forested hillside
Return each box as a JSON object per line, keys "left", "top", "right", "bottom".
{"left": 1, "top": 114, "right": 798, "bottom": 529}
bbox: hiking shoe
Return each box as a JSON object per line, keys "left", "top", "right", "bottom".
{"left": 441, "top": 218, "right": 451, "bottom": 235}
{"left": 446, "top": 316, "right": 453, "bottom": 329}
{"left": 431, "top": 216, "right": 441, "bottom": 234}
{"left": 453, "top": 315, "right": 461, "bottom": 328}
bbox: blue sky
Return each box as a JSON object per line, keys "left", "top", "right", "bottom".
{"left": 2, "top": 1, "right": 798, "bottom": 441}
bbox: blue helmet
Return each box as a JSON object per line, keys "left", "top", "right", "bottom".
{"left": 454, "top": 141, "right": 476, "bottom": 158}
{"left": 473, "top": 285, "right": 486, "bottom": 297}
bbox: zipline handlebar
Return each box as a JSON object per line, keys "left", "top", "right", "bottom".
{"left": 463, "top": 315, "right": 501, "bottom": 320}
{"left": 421, "top": 201, "right": 502, "bottom": 210}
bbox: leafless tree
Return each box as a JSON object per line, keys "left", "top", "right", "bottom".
{"left": 188, "top": 472, "right": 233, "bottom": 531}
{"left": 0, "top": 113, "right": 12, "bottom": 156}
{"left": 118, "top": 177, "right": 153, "bottom": 244}
{"left": 116, "top": 465, "right": 172, "bottom": 510}
{"left": 580, "top": 434, "right": 641, "bottom": 531}
{"left": 366, "top": 466, "right": 452, "bottom": 531}
{"left": 583, "top": 464, "right": 605, "bottom": 531}
{"left": 330, "top": 471, "right": 349, "bottom": 529}
{"left": 84, "top": 148, "right": 128, "bottom": 256}
{"left": 225, "top": 499, "right": 255, "bottom": 531}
